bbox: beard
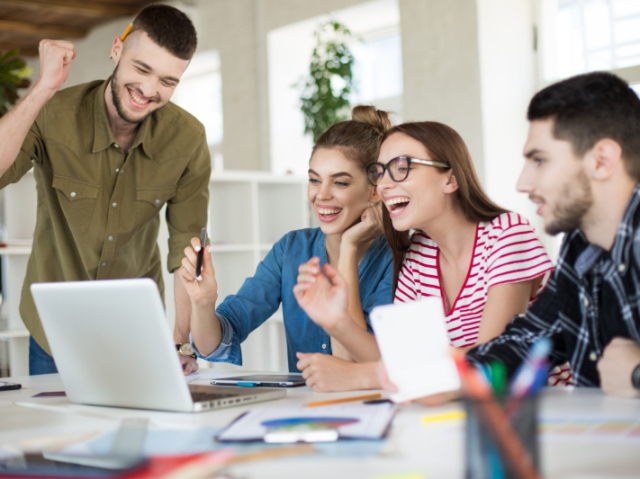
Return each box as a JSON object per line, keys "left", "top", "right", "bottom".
{"left": 110, "top": 62, "right": 161, "bottom": 124}
{"left": 544, "top": 169, "right": 593, "bottom": 236}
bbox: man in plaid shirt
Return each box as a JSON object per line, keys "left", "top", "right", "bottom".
{"left": 466, "top": 72, "right": 640, "bottom": 398}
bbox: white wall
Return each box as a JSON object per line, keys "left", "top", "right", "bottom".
{"left": 476, "top": 0, "right": 558, "bottom": 257}
{"left": 400, "top": 0, "right": 486, "bottom": 181}
{"left": 477, "top": 1, "right": 537, "bottom": 214}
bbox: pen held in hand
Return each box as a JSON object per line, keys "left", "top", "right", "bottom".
{"left": 195, "top": 228, "right": 207, "bottom": 281}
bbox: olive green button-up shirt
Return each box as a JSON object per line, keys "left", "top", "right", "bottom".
{"left": 0, "top": 79, "right": 211, "bottom": 354}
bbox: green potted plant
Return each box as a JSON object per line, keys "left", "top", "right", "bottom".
{"left": 0, "top": 49, "right": 32, "bottom": 118}
{"left": 297, "top": 20, "right": 356, "bottom": 142}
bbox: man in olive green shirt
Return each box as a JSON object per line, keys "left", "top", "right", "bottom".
{"left": 0, "top": 5, "right": 210, "bottom": 375}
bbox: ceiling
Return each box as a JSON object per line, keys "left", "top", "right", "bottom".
{"left": 0, "top": 0, "right": 158, "bottom": 57}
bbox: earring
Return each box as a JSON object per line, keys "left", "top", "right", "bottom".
{"left": 109, "top": 54, "right": 112, "bottom": 59}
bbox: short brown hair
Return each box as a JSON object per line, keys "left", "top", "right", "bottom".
{"left": 128, "top": 4, "right": 197, "bottom": 60}
{"left": 380, "top": 122, "right": 507, "bottom": 294}
{"left": 312, "top": 105, "right": 392, "bottom": 171}
{"left": 528, "top": 71, "right": 640, "bottom": 180}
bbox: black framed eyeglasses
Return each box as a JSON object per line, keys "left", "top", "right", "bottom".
{"left": 367, "top": 156, "right": 450, "bottom": 186}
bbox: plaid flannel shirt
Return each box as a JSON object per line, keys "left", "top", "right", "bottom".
{"left": 467, "top": 183, "right": 640, "bottom": 386}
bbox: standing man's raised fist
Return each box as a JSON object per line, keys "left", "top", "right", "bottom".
{"left": 35, "top": 39, "right": 76, "bottom": 96}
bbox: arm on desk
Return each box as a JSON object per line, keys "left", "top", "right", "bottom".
{"left": 333, "top": 203, "right": 384, "bottom": 360}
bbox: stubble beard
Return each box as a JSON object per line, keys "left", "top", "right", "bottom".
{"left": 110, "top": 62, "right": 160, "bottom": 124}
{"left": 545, "top": 169, "right": 593, "bottom": 236}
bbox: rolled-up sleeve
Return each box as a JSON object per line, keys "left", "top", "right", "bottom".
{"left": 165, "top": 132, "right": 211, "bottom": 273}
{"left": 0, "top": 117, "right": 43, "bottom": 190}
{"left": 190, "top": 313, "right": 234, "bottom": 361}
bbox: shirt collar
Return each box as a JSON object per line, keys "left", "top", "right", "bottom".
{"left": 92, "top": 78, "right": 114, "bottom": 153}
{"left": 609, "top": 182, "right": 640, "bottom": 265}
{"left": 91, "top": 76, "right": 154, "bottom": 159}
{"left": 572, "top": 182, "right": 640, "bottom": 276}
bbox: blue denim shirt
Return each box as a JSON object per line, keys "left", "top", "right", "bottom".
{"left": 191, "top": 228, "right": 393, "bottom": 372}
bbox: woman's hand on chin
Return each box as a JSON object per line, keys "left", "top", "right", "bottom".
{"left": 296, "top": 353, "right": 380, "bottom": 392}
{"left": 293, "top": 257, "right": 349, "bottom": 334}
{"left": 342, "top": 203, "right": 384, "bottom": 250}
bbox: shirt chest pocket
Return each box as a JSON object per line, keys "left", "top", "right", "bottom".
{"left": 136, "top": 186, "right": 177, "bottom": 226}
{"left": 52, "top": 176, "right": 100, "bottom": 234}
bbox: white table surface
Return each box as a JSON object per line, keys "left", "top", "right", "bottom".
{"left": 1, "top": 373, "right": 640, "bottom": 479}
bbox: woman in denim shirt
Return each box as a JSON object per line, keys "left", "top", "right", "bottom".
{"left": 179, "top": 106, "right": 394, "bottom": 373}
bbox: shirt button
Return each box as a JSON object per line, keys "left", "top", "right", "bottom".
{"left": 589, "top": 352, "right": 598, "bottom": 361}
{"left": 155, "top": 199, "right": 161, "bottom": 205}
{"left": 102, "top": 263, "right": 107, "bottom": 267}
{"left": 70, "top": 192, "right": 76, "bottom": 198}
{"left": 114, "top": 144, "right": 120, "bottom": 149}
{"left": 108, "top": 236, "right": 114, "bottom": 241}
{"left": 112, "top": 202, "right": 117, "bottom": 208}
{"left": 115, "top": 168, "right": 120, "bottom": 173}
{"left": 322, "top": 344, "right": 327, "bottom": 350}
{"left": 619, "top": 264, "right": 626, "bottom": 273}
{"left": 583, "top": 298, "right": 589, "bottom": 307}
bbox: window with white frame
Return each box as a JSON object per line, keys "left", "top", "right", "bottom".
{"left": 350, "top": 29, "right": 403, "bottom": 108}
{"left": 267, "top": 0, "right": 402, "bottom": 176}
{"left": 540, "top": 0, "right": 640, "bottom": 81}
{"left": 171, "top": 49, "right": 224, "bottom": 171}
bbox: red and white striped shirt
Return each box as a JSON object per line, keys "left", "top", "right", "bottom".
{"left": 394, "top": 212, "right": 554, "bottom": 348}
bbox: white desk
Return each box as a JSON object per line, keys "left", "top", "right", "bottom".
{"left": 1, "top": 373, "right": 640, "bottom": 479}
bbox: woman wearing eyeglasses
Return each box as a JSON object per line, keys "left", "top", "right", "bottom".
{"left": 294, "top": 121, "right": 553, "bottom": 392}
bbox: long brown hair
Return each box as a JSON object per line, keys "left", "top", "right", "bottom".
{"left": 380, "top": 122, "right": 507, "bottom": 294}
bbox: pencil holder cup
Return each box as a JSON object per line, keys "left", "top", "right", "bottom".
{"left": 464, "top": 395, "right": 539, "bottom": 479}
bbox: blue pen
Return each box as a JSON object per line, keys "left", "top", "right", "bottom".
{"left": 509, "top": 338, "right": 551, "bottom": 399}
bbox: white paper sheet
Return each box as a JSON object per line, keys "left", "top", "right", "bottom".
{"left": 217, "top": 404, "right": 396, "bottom": 442}
{"left": 371, "top": 298, "right": 461, "bottom": 402}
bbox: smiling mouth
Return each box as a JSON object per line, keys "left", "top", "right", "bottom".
{"left": 128, "top": 87, "right": 152, "bottom": 107}
{"left": 317, "top": 207, "right": 343, "bottom": 222}
{"left": 385, "top": 197, "right": 410, "bottom": 215}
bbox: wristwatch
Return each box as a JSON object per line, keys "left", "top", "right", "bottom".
{"left": 632, "top": 364, "right": 640, "bottom": 390}
{"left": 176, "top": 343, "right": 197, "bottom": 359}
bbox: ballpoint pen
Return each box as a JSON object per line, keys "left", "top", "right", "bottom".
{"left": 196, "top": 228, "right": 207, "bottom": 281}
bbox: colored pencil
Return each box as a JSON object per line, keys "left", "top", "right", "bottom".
{"left": 121, "top": 24, "right": 133, "bottom": 41}
{"left": 304, "top": 393, "right": 381, "bottom": 407}
{"left": 452, "top": 352, "right": 541, "bottom": 479}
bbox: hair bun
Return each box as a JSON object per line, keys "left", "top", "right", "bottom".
{"left": 351, "top": 105, "right": 392, "bottom": 134}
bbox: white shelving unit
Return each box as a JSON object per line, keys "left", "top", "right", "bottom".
{"left": 198, "top": 171, "right": 312, "bottom": 372}
{"left": 1, "top": 169, "right": 312, "bottom": 377}
{"left": 0, "top": 170, "right": 36, "bottom": 377}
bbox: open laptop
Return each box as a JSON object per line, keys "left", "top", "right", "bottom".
{"left": 31, "top": 279, "right": 285, "bottom": 413}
